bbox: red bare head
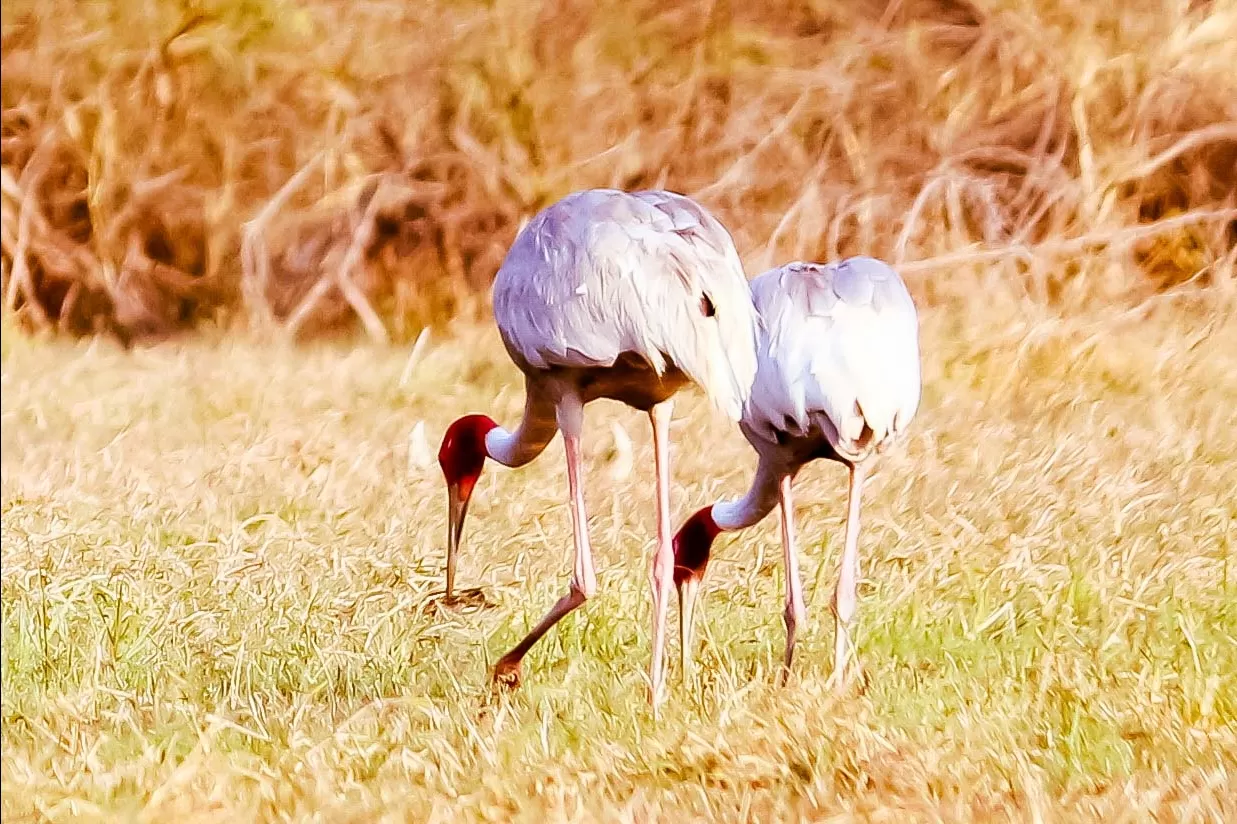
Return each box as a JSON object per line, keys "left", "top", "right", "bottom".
{"left": 439, "top": 414, "right": 498, "bottom": 598}
{"left": 439, "top": 414, "right": 498, "bottom": 497}
{"left": 675, "top": 505, "right": 723, "bottom": 678}
{"left": 673, "top": 505, "right": 722, "bottom": 586}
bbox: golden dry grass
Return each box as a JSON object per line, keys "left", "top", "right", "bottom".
{"left": 3, "top": 0, "right": 1236, "bottom": 340}
{"left": 3, "top": 287, "right": 1236, "bottom": 821}
{"left": 3, "top": 0, "right": 1237, "bottom": 819}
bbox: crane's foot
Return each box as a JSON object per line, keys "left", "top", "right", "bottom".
{"left": 826, "top": 659, "right": 868, "bottom": 695}
{"left": 779, "top": 642, "right": 798, "bottom": 687}
{"left": 423, "top": 586, "right": 495, "bottom": 615}
{"left": 492, "top": 657, "right": 523, "bottom": 691}
{"left": 648, "top": 683, "right": 665, "bottom": 714}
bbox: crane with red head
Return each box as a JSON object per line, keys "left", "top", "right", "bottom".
{"left": 671, "top": 257, "right": 922, "bottom": 688}
{"left": 437, "top": 188, "right": 759, "bottom": 708}
{"left": 438, "top": 414, "right": 498, "bottom": 599}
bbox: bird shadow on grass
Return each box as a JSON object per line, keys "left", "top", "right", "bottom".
{"left": 421, "top": 586, "right": 498, "bottom": 615}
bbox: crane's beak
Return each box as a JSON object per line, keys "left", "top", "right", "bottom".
{"left": 678, "top": 573, "right": 701, "bottom": 683}
{"left": 445, "top": 483, "right": 471, "bottom": 600}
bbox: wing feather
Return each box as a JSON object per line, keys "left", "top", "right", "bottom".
{"left": 745, "top": 256, "right": 921, "bottom": 461}
{"left": 491, "top": 189, "right": 759, "bottom": 419}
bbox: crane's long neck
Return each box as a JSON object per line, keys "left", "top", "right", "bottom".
{"left": 483, "top": 387, "right": 558, "bottom": 468}
{"left": 712, "top": 452, "right": 785, "bottom": 531}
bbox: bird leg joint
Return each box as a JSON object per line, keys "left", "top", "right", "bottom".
{"left": 831, "top": 589, "right": 856, "bottom": 625}
{"left": 784, "top": 599, "right": 806, "bottom": 630}
{"left": 570, "top": 576, "right": 596, "bottom": 601}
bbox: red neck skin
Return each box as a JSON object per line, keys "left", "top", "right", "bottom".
{"left": 673, "top": 505, "right": 723, "bottom": 585}
{"left": 438, "top": 414, "right": 498, "bottom": 496}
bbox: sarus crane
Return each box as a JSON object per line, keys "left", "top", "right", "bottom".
{"left": 437, "top": 188, "right": 759, "bottom": 707}
{"left": 670, "top": 256, "right": 921, "bottom": 689}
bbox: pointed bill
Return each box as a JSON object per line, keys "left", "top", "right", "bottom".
{"left": 679, "top": 575, "right": 701, "bottom": 685}
{"left": 445, "top": 483, "right": 470, "bottom": 599}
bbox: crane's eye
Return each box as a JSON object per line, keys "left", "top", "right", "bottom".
{"left": 699, "top": 294, "right": 716, "bottom": 317}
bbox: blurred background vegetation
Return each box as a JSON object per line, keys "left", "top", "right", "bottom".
{"left": 2, "top": 0, "right": 1235, "bottom": 344}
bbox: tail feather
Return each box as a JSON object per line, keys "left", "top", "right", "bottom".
{"left": 829, "top": 308, "right": 920, "bottom": 459}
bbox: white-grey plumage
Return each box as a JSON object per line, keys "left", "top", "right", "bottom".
{"left": 743, "top": 258, "right": 921, "bottom": 459}
{"left": 671, "top": 256, "right": 921, "bottom": 689}
{"left": 494, "top": 189, "right": 758, "bottom": 421}
{"left": 438, "top": 188, "right": 759, "bottom": 708}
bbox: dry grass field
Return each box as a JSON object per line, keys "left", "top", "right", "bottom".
{"left": 3, "top": 0, "right": 1237, "bottom": 820}
{"left": 3, "top": 290, "right": 1236, "bottom": 821}
{"left": 3, "top": 0, "right": 1236, "bottom": 337}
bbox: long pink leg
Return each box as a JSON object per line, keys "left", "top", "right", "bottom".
{"left": 778, "top": 474, "right": 806, "bottom": 682}
{"left": 831, "top": 461, "right": 868, "bottom": 689}
{"left": 493, "top": 397, "right": 595, "bottom": 688}
{"left": 648, "top": 400, "right": 674, "bottom": 709}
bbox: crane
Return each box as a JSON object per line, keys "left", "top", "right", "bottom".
{"left": 669, "top": 256, "right": 921, "bottom": 689}
{"left": 437, "top": 188, "right": 759, "bottom": 707}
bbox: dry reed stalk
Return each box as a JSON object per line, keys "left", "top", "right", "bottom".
{"left": 4, "top": 140, "right": 54, "bottom": 329}
{"left": 1117, "top": 123, "right": 1237, "bottom": 184}
{"left": 898, "top": 207, "right": 1237, "bottom": 275}
{"left": 241, "top": 152, "right": 325, "bottom": 333}
{"left": 2, "top": 0, "right": 1234, "bottom": 339}
{"left": 283, "top": 176, "right": 391, "bottom": 343}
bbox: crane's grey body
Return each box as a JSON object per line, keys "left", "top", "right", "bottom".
{"left": 458, "top": 188, "right": 759, "bottom": 706}
{"left": 741, "top": 256, "right": 920, "bottom": 472}
{"left": 492, "top": 188, "right": 759, "bottom": 419}
{"left": 677, "top": 255, "right": 921, "bottom": 690}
